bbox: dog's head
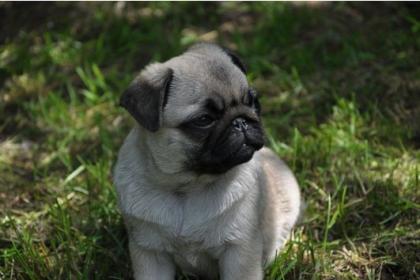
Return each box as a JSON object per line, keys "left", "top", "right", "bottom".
{"left": 120, "top": 43, "right": 264, "bottom": 175}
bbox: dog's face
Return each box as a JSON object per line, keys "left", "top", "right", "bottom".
{"left": 120, "top": 43, "right": 264, "bottom": 175}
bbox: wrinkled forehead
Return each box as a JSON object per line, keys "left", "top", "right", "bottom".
{"left": 163, "top": 56, "right": 249, "bottom": 125}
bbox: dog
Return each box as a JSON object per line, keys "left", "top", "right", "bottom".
{"left": 113, "top": 43, "right": 301, "bottom": 280}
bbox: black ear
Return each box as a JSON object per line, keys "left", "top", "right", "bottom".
{"left": 120, "top": 64, "right": 173, "bottom": 132}
{"left": 222, "top": 47, "right": 247, "bottom": 74}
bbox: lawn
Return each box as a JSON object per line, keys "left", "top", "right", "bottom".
{"left": 0, "top": 2, "right": 419, "bottom": 279}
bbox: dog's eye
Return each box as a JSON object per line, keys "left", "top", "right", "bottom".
{"left": 192, "top": 115, "right": 215, "bottom": 127}
{"left": 247, "top": 88, "right": 257, "bottom": 106}
{"left": 247, "top": 88, "right": 261, "bottom": 115}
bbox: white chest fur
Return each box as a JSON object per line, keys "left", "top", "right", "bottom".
{"left": 115, "top": 154, "right": 261, "bottom": 256}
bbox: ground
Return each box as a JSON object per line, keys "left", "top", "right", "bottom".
{"left": 0, "top": 2, "right": 419, "bottom": 280}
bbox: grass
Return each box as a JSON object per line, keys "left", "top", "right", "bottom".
{"left": 0, "top": 2, "right": 419, "bottom": 279}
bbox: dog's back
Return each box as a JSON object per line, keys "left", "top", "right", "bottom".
{"left": 256, "top": 147, "right": 301, "bottom": 263}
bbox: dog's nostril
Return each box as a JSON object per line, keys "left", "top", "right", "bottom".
{"left": 232, "top": 117, "right": 248, "bottom": 131}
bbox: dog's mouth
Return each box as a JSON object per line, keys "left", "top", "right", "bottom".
{"left": 196, "top": 145, "right": 260, "bottom": 174}
{"left": 192, "top": 128, "right": 264, "bottom": 174}
{"left": 233, "top": 143, "right": 260, "bottom": 162}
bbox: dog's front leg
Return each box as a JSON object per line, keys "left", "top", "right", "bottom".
{"left": 219, "top": 241, "right": 264, "bottom": 280}
{"left": 129, "top": 240, "right": 175, "bottom": 280}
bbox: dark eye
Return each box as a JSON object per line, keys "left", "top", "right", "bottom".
{"left": 247, "top": 88, "right": 257, "bottom": 106}
{"left": 191, "top": 115, "right": 215, "bottom": 127}
{"left": 248, "top": 88, "right": 261, "bottom": 115}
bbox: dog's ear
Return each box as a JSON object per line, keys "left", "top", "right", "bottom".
{"left": 222, "top": 48, "right": 247, "bottom": 74}
{"left": 120, "top": 63, "right": 173, "bottom": 132}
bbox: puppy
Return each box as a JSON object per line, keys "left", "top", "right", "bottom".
{"left": 113, "top": 43, "right": 301, "bottom": 280}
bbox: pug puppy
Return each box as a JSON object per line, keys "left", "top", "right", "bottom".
{"left": 113, "top": 43, "right": 301, "bottom": 280}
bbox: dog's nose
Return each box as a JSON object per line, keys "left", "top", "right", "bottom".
{"left": 232, "top": 117, "right": 248, "bottom": 131}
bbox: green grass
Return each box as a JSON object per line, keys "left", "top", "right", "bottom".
{"left": 0, "top": 2, "right": 419, "bottom": 279}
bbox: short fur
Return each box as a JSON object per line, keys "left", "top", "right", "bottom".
{"left": 114, "top": 43, "right": 301, "bottom": 280}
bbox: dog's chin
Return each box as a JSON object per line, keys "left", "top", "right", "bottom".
{"left": 231, "top": 143, "right": 257, "bottom": 165}
{"left": 192, "top": 143, "right": 262, "bottom": 175}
